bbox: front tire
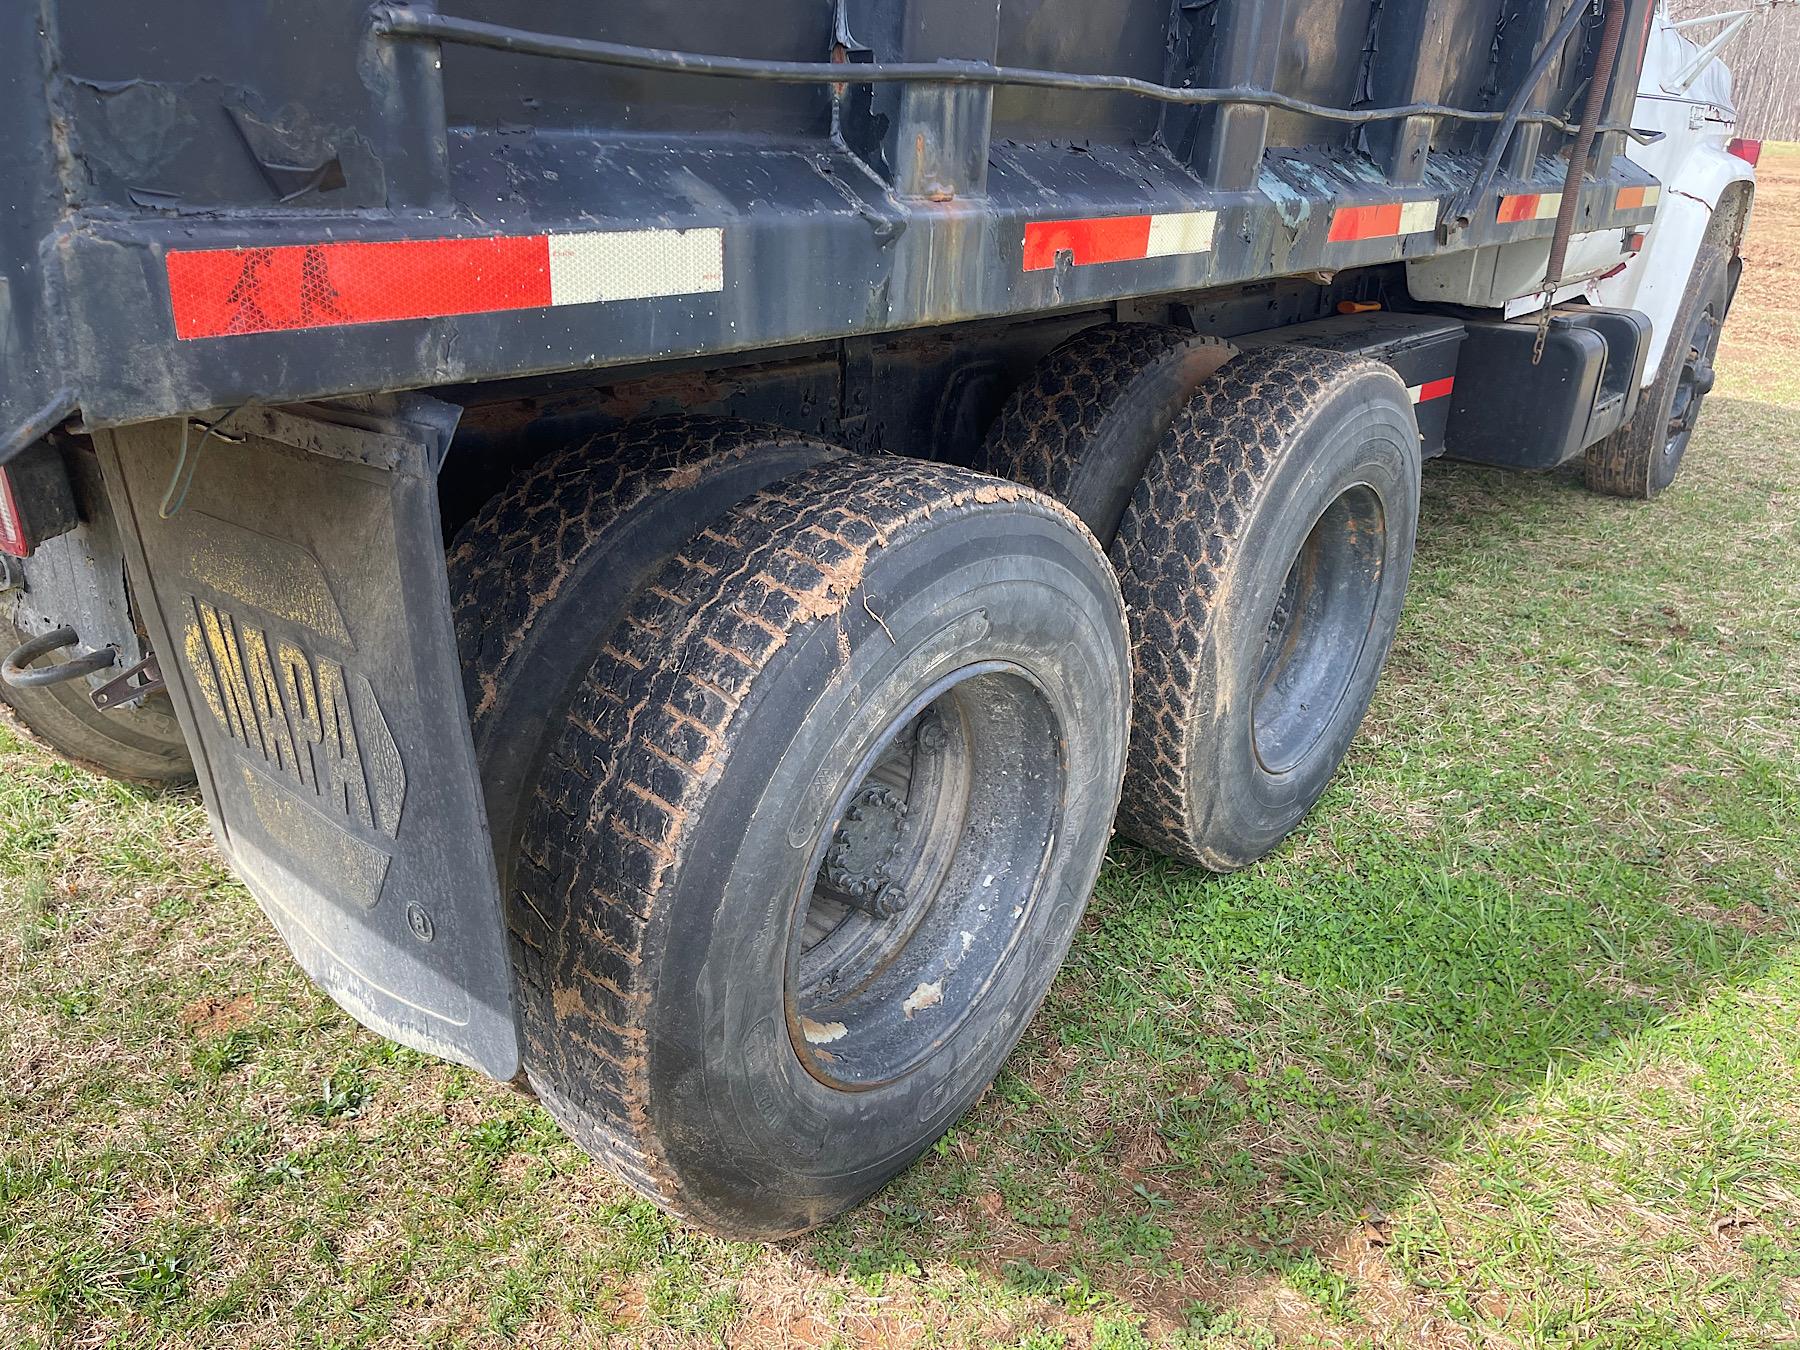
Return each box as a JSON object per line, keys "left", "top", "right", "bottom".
{"left": 1585, "top": 243, "right": 1730, "bottom": 499}
{"left": 502, "top": 455, "right": 1130, "bottom": 1237}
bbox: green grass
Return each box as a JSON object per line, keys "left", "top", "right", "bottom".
{"left": 5, "top": 164, "right": 1799, "bottom": 1348}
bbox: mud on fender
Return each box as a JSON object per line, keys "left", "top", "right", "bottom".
{"left": 95, "top": 397, "right": 520, "bottom": 1079}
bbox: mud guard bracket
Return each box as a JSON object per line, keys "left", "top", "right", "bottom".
{"left": 96, "top": 398, "right": 521, "bottom": 1079}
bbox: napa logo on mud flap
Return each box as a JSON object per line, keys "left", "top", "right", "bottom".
{"left": 181, "top": 596, "right": 406, "bottom": 840}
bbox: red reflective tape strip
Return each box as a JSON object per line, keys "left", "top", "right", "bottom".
{"left": 1023, "top": 211, "right": 1216, "bottom": 270}
{"left": 165, "top": 228, "right": 726, "bottom": 339}
{"left": 1498, "top": 192, "right": 1562, "bottom": 223}
{"left": 1615, "top": 185, "right": 1660, "bottom": 210}
{"left": 1329, "top": 200, "right": 1437, "bottom": 242}
{"left": 167, "top": 236, "right": 553, "bottom": 339}
{"left": 1328, "top": 203, "right": 1403, "bottom": 243}
{"left": 1409, "top": 376, "right": 1456, "bottom": 404}
{"left": 1023, "top": 215, "right": 1153, "bottom": 271}
{"left": 1497, "top": 193, "right": 1541, "bottom": 223}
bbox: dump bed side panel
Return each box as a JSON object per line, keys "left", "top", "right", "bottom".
{"left": 1, "top": 3, "right": 74, "bottom": 455}
{"left": 4, "top": 0, "right": 1660, "bottom": 455}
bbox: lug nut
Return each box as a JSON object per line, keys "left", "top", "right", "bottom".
{"left": 917, "top": 718, "right": 948, "bottom": 754}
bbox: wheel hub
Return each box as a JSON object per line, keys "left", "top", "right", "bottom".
{"left": 819, "top": 782, "right": 911, "bottom": 917}
{"left": 1667, "top": 305, "right": 1722, "bottom": 453}
{"left": 1251, "top": 484, "right": 1387, "bottom": 776}
{"left": 786, "top": 666, "right": 1066, "bottom": 1090}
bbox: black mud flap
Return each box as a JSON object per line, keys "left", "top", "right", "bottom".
{"left": 96, "top": 399, "right": 520, "bottom": 1079}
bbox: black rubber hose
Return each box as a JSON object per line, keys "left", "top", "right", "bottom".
{"left": 2, "top": 626, "right": 117, "bottom": 690}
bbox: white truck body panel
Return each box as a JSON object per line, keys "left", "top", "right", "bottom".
{"left": 1595, "top": 3, "right": 1757, "bottom": 380}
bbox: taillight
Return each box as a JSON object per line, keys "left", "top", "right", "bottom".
{"left": 0, "top": 446, "right": 80, "bottom": 558}
{"left": 0, "top": 468, "right": 30, "bottom": 557}
{"left": 1728, "top": 138, "right": 1762, "bottom": 166}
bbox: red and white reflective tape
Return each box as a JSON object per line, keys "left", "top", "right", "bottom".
{"left": 1497, "top": 191, "right": 1563, "bottom": 224}
{"left": 1022, "top": 210, "right": 1217, "bottom": 271}
{"left": 1408, "top": 376, "right": 1455, "bottom": 405}
{"left": 165, "top": 227, "right": 724, "bottom": 340}
{"left": 1327, "top": 200, "right": 1438, "bottom": 243}
{"left": 1615, "top": 185, "right": 1661, "bottom": 211}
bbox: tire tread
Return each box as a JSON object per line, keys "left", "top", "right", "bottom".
{"left": 1112, "top": 346, "right": 1405, "bottom": 865}
{"left": 1584, "top": 244, "right": 1730, "bottom": 499}
{"left": 510, "top": 455, "right": 1112, "bottom": 1229}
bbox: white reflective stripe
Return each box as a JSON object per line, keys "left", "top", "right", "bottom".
{"left": 546, "top": 228, "right": 725, "bottom": 306}
{"left": 1144, "top": 211, "right": 1218, "bottom": 257}
{"left": 1642, "top": 185, "right": 1662, "bottom": 206}
{"left": 1533, "top": 193, "right": 1564, "bottom": 219}
{"left": 1398, "top": 200, "right": 1439, "bottom": 234}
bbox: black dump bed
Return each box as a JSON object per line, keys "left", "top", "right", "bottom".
{"left": 2, "top": 0, "right": 1662, "bottom": 460}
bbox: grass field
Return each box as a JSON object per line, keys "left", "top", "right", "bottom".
{"left": 4, "top": 152, "right": 1798, "bottom": 1350}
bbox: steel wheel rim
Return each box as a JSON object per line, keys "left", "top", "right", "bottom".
{"left": 1251, "top": 483, "right": 1386, "bottom": 776}
{"left": 784, "top": 662, "right": 1065, "bottom": 1091}
{"left": 1665, "top": 302, "right": 1721, "bottom": 464}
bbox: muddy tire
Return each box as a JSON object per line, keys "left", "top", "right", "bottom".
{"left": 446, "top": 416, "right": 842, "bottom": 889}
{"left": 506, "top": 455, "right": 1129, "bottom": 1237}
{"left": 1585, "top": 244, "right": 1730, "bottom": 499}
{"left": 974, "top": 323, "right": 1236, "bottom": 546}
{"left": 0, "top": 619, "right": 193, "bottom": 787}
{"left": 1114, "top": 347, "right": 1420, "bottom": 870}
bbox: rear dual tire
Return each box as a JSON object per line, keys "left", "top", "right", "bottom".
{"left": 454, "top": 426, "right": 1129, "bottom": 1237}
{"left": 977, "top": 323, "right": 1236, "bottom": 546}
{"left": 446, "top": 416, "right": 842, "bottom": 892}
{"left": 1113, "top": 348, "right": 1419, "bottom": 868}
{"left": 979, "top": 330, "right": 1420, "bottom": 869}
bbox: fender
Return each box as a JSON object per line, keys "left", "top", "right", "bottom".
{"left": 1599, "top": 143, "right": 1752, "bottom": 378}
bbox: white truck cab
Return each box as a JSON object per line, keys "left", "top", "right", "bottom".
{"left": 1597, "top": 0, "right": 1763, "bottom": 375}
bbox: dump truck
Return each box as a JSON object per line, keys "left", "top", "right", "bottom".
{"left": 0, "top": 0, "right": 1760, "bottom": 1237}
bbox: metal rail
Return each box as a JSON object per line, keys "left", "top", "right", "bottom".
{"left": 369, "top": 5, "right": 1652, "bottom": 141}
{"left": 1534, "top": 0, "right": 1630, "bottom": 361}
{"left": 1446, "top": 0, "right": 1603, "bottom": 237}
